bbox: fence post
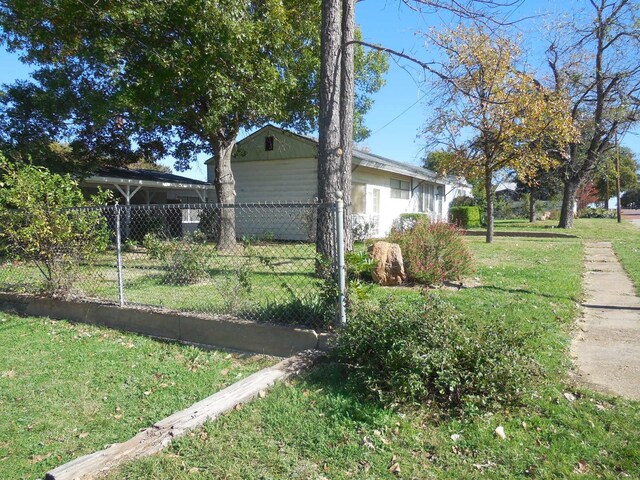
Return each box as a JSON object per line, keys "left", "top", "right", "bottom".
{"left": 115, "top": 206, "right": 125, "bottom": 307}
{"left": 335, "top": 191, "right": 347, "bottom": 327}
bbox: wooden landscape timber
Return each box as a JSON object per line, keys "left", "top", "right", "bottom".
{"left": 45, "top": 352, "right": 321, "bottom": 480}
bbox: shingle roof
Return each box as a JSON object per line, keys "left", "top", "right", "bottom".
{"left": 91, "top": 166, "right": 211, "bottom": 186}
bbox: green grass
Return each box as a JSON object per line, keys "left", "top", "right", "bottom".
{"left": 108, "top": 368, "right": 640, "bottom": 479}
{"left": 107, "top": 218, "right": 640, "bottom": 479}
{"left": 491, "top": 217, "right": 640, "bottom": 296}
{"left": 0, "top": 314, "right": 274, "bottom": 480}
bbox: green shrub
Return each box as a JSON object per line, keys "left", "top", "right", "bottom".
{"left": 391, "top": 213, "right": 430, "bottom": 233}
{"left": 352, "top": 216, "right": 376, "bottom": 242}
{"left": 0, "top": 159, "right": 111, "bottom": 296}
{"left": 450, "top": 195, "right": 475, "bottom": 207}
{"left": 143, "top": 232, "right": 213, "bottom": 284}
{"left": 129, "top": 209, "right": 168, "bottom": 243}
{"left": 388, "top": 219, "right": 474, "bottom": 285}
{"left": 345, "top": 250, "right": 375, "bottom": 282}
{"left": 334, "top": 294, "right": 542, "bottom": 413}
{"left": 579, "top": 207, "right": 617, "bottom": 219}
{"left": 548, "top": 209, "right": 560, "bottom": 221}
{"left": 198, "top": 206, "right": 220, "bottom": 241}
{"left": 449, "top": 206, "right": 481, "bottom": 228}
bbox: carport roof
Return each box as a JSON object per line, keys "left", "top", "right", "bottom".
{"left": 83, "top": 166, "right": 213, "bottom": 191}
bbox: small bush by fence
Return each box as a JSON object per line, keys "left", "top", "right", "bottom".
{"left": 388, "top": 218, "right": 474, "bottom": 286}
{"left": 0, "top": 202, "right": 339, "bottom": 329}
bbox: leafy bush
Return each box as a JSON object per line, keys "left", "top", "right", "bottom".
{"left": 391, "top": 213, "right": 430, "bottom": 233}
{"left": 345, "top": 250, "right": 375, "bottom": 282}
{"left": 256, "top": 288, "right": 335, "bottom": 330}
{"left": 198, "top": 206, "right": 220, "bottom": 241}
{"left": 143, "top": 232, "right": 213, "bottom": 284}
{"left": 547, "top": 209, "right": 560, "bottom": 221}
{"left": 494, "top": 198, "right": 527, "bottom": 220}
{"left": 334, "top": 294, "right": 542, "bottom": 413}
{"left": 450, "top": 195, "right": 475, "bottom": 207}
{"left": 352, "top": 216, "right": 376, "bottom": 242}
{"left": 388, "top": 219, "right": 474, "bottom": 285}
{"left": 449, "top": 206, "right": 481, "bottom": 228}
{"left": 579, "top": 207, "right": 617, "bottom": 219}
{"left": 0, "top": 160, "right": 111, "bottom": 296}
{"left": 129, "top": 209, "right": 168, "bottom": 243}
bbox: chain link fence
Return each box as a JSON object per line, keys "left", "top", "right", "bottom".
{"left": 0, "top": 202, "right": 343, "bottom": 329}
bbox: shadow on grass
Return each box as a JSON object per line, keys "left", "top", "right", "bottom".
{"left": 472, "top": 284, "right": 578, "bottom": 302}
{"left": 298, "top": 361, "right": 392, "bottom": 424}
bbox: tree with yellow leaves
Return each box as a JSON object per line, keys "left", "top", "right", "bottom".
{"left": 424, "top": 25, "right": 577, "bottom": 242}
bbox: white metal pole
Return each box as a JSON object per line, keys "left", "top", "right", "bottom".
{"left": 115, "top": 207, "right": 125, "bottom": 307}
{"left": 336, "top": 191, "right": 347, "bottom": 327}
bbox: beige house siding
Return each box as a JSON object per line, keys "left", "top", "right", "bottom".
{"left": 231, "top": 158, "right": 318, "bottom": 241}
{"left": 232, "top": 158, "right": 318, "bottom": 203}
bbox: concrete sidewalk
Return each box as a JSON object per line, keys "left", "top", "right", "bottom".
{"left": 572, "top": 241, "right": 640, "bottom": 400}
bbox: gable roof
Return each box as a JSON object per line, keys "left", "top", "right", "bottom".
{"left": 227, "top": 125, "right": 469, "bottom": 187}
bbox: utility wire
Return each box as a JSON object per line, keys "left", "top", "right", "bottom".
{"left": 367, "top": 91, "right": 428, "bottom": 137}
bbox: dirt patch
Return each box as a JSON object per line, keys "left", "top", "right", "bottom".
{"left": 571, "top": 241, "right": 640, "bottom": 400}
{"left": 378, "top": 277, "right": 482, "bottom": 292}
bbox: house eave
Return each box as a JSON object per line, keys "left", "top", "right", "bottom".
{"left": 352, "top": 156, "right": 443, "bottom": 184}
{"left": 83, "top": 175, "right": 215, "bottom": 191}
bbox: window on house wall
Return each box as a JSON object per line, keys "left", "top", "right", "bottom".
{"left": 176, "top": 195, "right": 204, "bottom": 223}
{"left": 265, "top": 135, "right": 275, "bottom": 151}
{"left": 352, "top": 183, "right": 366, "bottom": 214}
{"left": 390, "top": 178, "right": 410, "bottom": 199}
{"left": 415, "top": 183, "right": 436, "bottom": 212}
{"left": 416, "top": 183, "right": 426, "bottom": 212}
{"left": 426, "top": 183, "right": 434, "bottom": 211}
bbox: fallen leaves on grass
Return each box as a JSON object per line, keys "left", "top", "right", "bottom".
{"left": 575, "top": 459, "right": 590, "bottom": 474}
{"left": 30, "top": 452, "right": 52, "bottom": 464}
{"left": 388, "top": 455, "right": 401, "bottom": 475}
{"left": 362, "top": 436, "right": 375, "bottom": 450}
{"left": 473, "top": 460, "right": 497, "bottom": 471}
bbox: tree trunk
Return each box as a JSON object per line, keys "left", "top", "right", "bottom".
{"left": 485, "top": 168, "right": 494, "bottom": 243}
{"left": 339, "top": 0, "right": 355, "bottom": 252}
{"left": 210, "top": 131, "right": 238, "bottom": 250}
{"left": 558, "top": 178, "right": 579, "bottom": 228}
{"left": 317, "top": 0, "right": 343, "bottom": 262}
{"left": 529, "top": 186, "right": 536, "bottom": 223}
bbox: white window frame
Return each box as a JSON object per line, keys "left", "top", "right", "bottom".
{"left": 390, "top": 178, "right": 410, "bottom": 199}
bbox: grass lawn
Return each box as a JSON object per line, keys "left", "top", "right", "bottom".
{"left": 0, "top": 314, "right": 274, "bottom": 480}
{"left": 106, "top": 218, "right": 640, "bottom": 479}
{"left": 490, "top": 217, "right": 640, "bottom": 296}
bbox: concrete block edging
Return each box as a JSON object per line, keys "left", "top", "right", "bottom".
{"left": 0, "top": 293, "right": 325, "bottom": 357}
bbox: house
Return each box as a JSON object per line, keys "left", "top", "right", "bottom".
{"left": 206, "top": 125, "right": 471, "bottom": 240}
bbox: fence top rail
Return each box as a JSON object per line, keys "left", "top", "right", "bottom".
{"left": 62, "top": 201, "right": 337, "bottom": 213}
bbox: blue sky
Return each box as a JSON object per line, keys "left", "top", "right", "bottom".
{"left": 0, "top": 0, "right": 638, "bottom": 182}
